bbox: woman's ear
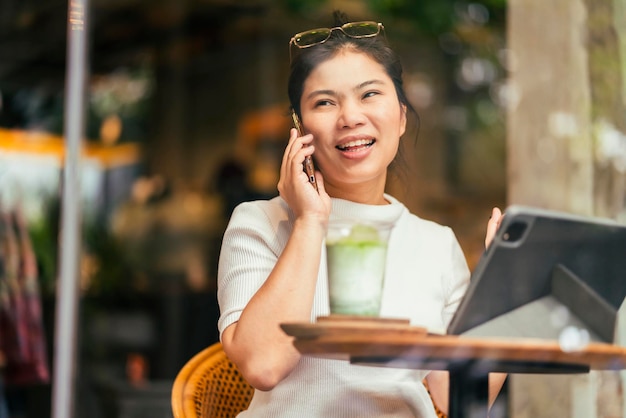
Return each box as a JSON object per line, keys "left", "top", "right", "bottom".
{"left": 399, "top": 103, "right": 408, "bottom": 137}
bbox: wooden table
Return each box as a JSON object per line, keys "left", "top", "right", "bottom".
{"left": 281, "top": 317, "right": 626, "bottom": 418}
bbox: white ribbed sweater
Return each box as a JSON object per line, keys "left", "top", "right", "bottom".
{"left": 217, "top": 195, "right": 470, "bottom": 417}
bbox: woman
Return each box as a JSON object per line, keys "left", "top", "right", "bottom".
{"left": 218, "top": 14, "right": 503, "bottom": 417}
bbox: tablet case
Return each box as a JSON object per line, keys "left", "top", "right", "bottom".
{"left": 447, "top": 205, "right": 626, "bottom": 343}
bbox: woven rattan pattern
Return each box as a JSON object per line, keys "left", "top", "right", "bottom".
{"left": 171, "top": 342, "right": 254, "bottom": 418}
{"left": 199, "top": 352, "right": 254, "bottom": 417}
{"left": 174, "top": 344, "right": 446, "bottom": 417}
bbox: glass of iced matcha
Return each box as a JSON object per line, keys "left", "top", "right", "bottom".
{"left": 325, "top": 219, "right": 393, "bottom": 316}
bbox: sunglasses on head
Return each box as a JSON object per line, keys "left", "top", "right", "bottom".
{"left": 290, "top": 21, "right": 385, "bottom": 49}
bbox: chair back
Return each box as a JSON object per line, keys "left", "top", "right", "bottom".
{"left": 172, "top": 342, "right": 445, "bottom": 417}
{"left": 171, "top": 342, "right": 254, "bottom": 418}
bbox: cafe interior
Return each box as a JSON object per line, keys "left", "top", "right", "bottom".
{"left": 0, "top": 0, "right": 515, "bottom": 416}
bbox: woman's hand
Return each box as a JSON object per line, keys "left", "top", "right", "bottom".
{"left": 223, "top": 128, "right": 331, "bottom": 391}
{"left": 485, "top": 207, "right": 503, "bottom": 248}
{"left": 278, "top": 128, "right": 331, "bottom": 221}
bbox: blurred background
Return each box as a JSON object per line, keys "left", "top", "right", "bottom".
{"left": 0, "top": 0, "right": 623, "bottom": 417}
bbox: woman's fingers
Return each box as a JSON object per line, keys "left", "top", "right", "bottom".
{"left": 485, "top": 207, "right": 503, "bottom": 249}
{"left": 281, "top": 130, "right": 314, "bottom": 181}
{"left": 280, "top": 128, "right": 299, "bottom": 173}
{"left": 278, "top": 129, "right": 317, "bottom": 198}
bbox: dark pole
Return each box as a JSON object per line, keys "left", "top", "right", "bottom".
{"left": 51, "top": 1, "right": 88, "bottom": 417}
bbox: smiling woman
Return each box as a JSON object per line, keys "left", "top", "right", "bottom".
{"left": 215, "top": 10, "right": 500, "bottom": 418}
{"left": 297, "top": 50, "right": 406, "bottom": 202}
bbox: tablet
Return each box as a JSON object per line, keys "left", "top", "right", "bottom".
{"left": 447, "top": 205, "right": 626, "bottom": 342}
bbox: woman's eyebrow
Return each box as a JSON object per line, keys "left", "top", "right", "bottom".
{"left": 305, "top": 80, "right": 386, "bottom": 101}
{"left": 356, "top": 79, "right": 385, "bottom": 90}
{"left": 306, "top": 89, "right": 336, "bottom": 100}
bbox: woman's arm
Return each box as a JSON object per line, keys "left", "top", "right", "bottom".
{"left": 427, "top": 207, "right": 507, "bottom": 413}
{"left": 221, "top": 129, "right": 331, "bottom": 391}
{"left": 221, "top": 216, "right": 325, "bottom": 391}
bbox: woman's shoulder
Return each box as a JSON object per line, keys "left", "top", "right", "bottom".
{"left": 403, "top": 212, "right": 454, "bottom": 238}
{"left": 228, "top": 196, "right": 293, "bottom": 229}
{"left": 385, "top": 195, "right": 453, "bottom": 234}
{"left": 391, "top": 208, "right": 454, "bottom": 242}
{"left": 224, "top": 197, "right": 294, "bottom": 253}
{"left": 231, "top": 196, "right": 288, "bottom": 216}
{"left": 406, "top": 211, "right": 449, "bottom": 228}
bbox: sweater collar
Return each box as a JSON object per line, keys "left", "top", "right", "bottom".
{"left": 330, "top": 194, "right": 406, "bottom": 225}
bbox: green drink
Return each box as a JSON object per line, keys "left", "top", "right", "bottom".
{"left": 326, "top": 222, "right": 392, "bottom": 316}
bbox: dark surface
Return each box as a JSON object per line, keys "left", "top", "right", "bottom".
{"left": 448, "top": 205, "right": 626, "bottom": 338}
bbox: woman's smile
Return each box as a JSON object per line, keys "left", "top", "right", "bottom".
{"left": 336, "top": 135, "right": 376, "bottom": 156}
{"left": 299, "top": 49, "right": 407, "bottom": 200}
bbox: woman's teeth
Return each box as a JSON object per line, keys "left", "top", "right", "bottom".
{"left": 337, "top": 139, "right": 374, "bottom": 151}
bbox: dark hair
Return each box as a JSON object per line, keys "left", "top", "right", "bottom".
{"left": 287, "top": 16, "right": 418, "bottom": 128}
{"left": 287, "top": 14, "right": 419, "bottom": 188}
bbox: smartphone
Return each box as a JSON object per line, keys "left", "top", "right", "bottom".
{"left": 291, "top": 110, "right": 318, "bottom": 192}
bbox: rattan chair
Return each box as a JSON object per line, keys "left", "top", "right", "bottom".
{"left": 171, "top": 342, "right": 254, "bottom": 418}
{"left": 171, "top": 342, "right": 446, "bottom": 418}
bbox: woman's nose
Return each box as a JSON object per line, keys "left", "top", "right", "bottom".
{"left": 337, "top": 101, "right": 366, "bottom": 129}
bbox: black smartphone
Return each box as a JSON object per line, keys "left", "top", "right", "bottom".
{"left": 291, "top": 110, "right": 318, "bottom": 192}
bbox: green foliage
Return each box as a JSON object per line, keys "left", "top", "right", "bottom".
{"left": 29, "top": 215, "right": 58, "bottom": 295}
{"left": 281, "top": 0, "right": 327, "bottom": 15}
{"left": 369, "top": 0, "right": 457, "bottom": 35}
{"left": 28, "top": 194, "right": 135, "bottom": 298}
{"left": 82, "top": 221, "right": 135, "bottom": 297}
{"left": 368, "top": 0, "right": 506, "bottom": 36}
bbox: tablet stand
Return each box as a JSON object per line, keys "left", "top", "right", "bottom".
{"left": 551, "top": 264, "right": 620, "bottom": 342}
{"left": 462, "top": 264, "right": 626, "bottom": 344}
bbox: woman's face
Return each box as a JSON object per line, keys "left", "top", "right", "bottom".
{"left": 300, "top": 49, "right": 407, "bottom": 200}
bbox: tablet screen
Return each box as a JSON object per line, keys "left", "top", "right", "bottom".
{"left": 447, "top": 205, "right": 626, "bottom": 341}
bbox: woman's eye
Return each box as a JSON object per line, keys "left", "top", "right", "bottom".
{"left": 363, "top": 91, "right": 380, "bottom": 99}
{"left": 315, "top": 99, "right": 333, "bottom": 107}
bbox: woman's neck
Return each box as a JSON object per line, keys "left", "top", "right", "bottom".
{"left": 325, "top": 179, "right": 389, "bottom": 205}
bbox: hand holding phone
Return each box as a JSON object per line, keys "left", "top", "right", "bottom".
{"left": 291, "top": 111, "right": 318, "bottom": 192}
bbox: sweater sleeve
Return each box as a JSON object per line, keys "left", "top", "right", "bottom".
{"left": 216, "top": 199, "right": 290, "bottom": 338}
